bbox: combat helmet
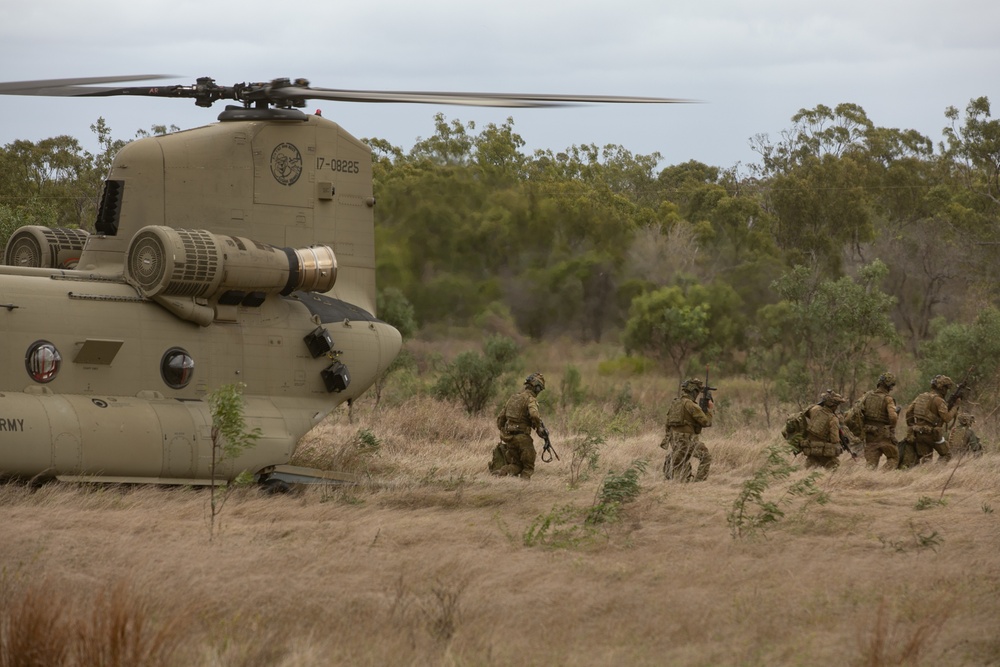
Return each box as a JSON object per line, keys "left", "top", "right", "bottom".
{"left": 957, "top": 413, "right": 975, "bottom": 427}
{"left": 877, "top": 372, "right": 897, "bottom": 390}
{"left": 524, "top": 372, "right": 546, "bottom": 394}
{"left": 681, "top": 377, "right": 704, "bottom": 396}
{"left": 819, "top": 389, "right": 846, "bottom": 407}
{"left": 930, "top": 374, "right": 954, "bottom": 393}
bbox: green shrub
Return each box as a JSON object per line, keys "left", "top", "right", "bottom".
{"left": 433, "top": 335, "right": 520, "bottom": 414}
{"left": 727, "top": 443, "right": 829, "bottom": 540}
{"left": 585, "top": 459, "right": 647, "bottom": 525}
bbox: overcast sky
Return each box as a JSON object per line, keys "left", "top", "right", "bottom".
{"left": 1, "top": 0, "right": 997, "bottom": 169}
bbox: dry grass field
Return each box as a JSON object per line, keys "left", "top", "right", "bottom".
{"left": 2, "top": 341, "right": 999, "bottom": 666}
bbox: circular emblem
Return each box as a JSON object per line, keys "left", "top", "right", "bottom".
{"left": 92, "top": 398, "right": 108, "bottom": 408}
{"left": 270, "top": 142, "right": 303, "bottom": 186}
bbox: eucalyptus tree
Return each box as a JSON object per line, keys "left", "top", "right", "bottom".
{"left": 623, "top": 286, "right": 710, "bottom": 378}
{"left": 768, "top": 260, "right": 899, "bottom": 399}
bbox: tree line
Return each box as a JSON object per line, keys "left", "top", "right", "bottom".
{"left": 2, "top": 100, "right": 999, "bottom": 404}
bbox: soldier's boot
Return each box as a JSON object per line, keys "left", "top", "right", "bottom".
{"left": 693, "top": 457, "right": 710, "bottom": 482}
{"left": 498, "top": 464, "right": 521, "bottom": 477}
{"left": 863, "top": 446, "right": 881, "bottom": 470}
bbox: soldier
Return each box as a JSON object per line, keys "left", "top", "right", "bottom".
{"left": 856, "top": 372, "right": 900, "bottom": 470}
{"left": 802, "top": 390, "right": 846, "bottom": 469}
{"left": 661, "top": 377, "right": 713, "bottom": 482}
{"left": 947, "top": 413, "right": 984, "bottom": 458}
{"left": 903, "top": 374, "right": 961, "bottom": 465}
{"left": 490, "top": 372, "right": 548, "bottom": 479}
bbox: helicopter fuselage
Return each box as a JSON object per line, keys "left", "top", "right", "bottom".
{"left": 0, "top": 110, "right": 401, "bottom": 484}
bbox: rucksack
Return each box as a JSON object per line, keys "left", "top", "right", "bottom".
{"left": 781, "top": 410, "right": 809, "bottom": 452}
{"left": 842, "top": 400, "right": 865, "bottom": 440}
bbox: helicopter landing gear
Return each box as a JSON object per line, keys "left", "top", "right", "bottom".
{"left": 258, "top": 477, "right": 291, "bottom": 495}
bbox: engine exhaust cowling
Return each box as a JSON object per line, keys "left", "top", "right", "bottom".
{"left": 125, "top": 226, "right": 337, "bottom": 300}
{"left": 3, "top": 226, "right": 89, "bottom": 269}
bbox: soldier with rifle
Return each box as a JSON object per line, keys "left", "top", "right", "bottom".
{"left": 947, "top": 413, "right": 984, "bottom": 458}
{"left": 854, "top": 372, "right": 900, "bottom": 470}
{"left": 902, "top": 373, "right": 967, "bottom": 466}
{"left": 802, "top": 390, "right": 848, "bottom": 470}
{"left": 661, "top": 376, "right": 714, "bottom": 482}
{"left": 490, "top": 372, "right": 550, "bottom": 479}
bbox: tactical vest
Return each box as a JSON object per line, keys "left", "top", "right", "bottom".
{"left": 861, "top": 390, "right": 890, "bottom": 425}
{"left": 666, "top": 396, "right": 701, "bottom": 434}
{"left": 911, "top": 392, "right": 941, "bottom": 426}
{"left": 666, "top": 398, "right": 687, "bottom": 427}
{"left": 498, "top": 390, "right": 533, "bottom": 434}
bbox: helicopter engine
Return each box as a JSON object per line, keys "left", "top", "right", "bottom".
{"left": 4, "top": 225, "right": 89, "bottom": 269}
{"left": 123, "top": 225, "right": 337, "bottom": 325}
{"left": 125, "top": 225, "right": 337, "bottom": 299}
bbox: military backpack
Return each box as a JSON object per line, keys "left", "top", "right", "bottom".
{"left": 781, "top": 409, "right": 809, "bottom": 452}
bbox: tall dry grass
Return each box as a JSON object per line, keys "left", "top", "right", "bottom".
{"left": 2, "top": 341, "right": 999, "bottom": 666}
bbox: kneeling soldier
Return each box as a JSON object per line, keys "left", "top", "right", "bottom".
{"left": 661, "top": 378, "right": 713, "bottom": 482}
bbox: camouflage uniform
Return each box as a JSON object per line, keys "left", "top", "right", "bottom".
{"left": 802, "top": 391, "right": 845, "bottom": 470}
{"left": 661, "top": 378, "right": 713, "bottom": 482}
{"left": 947, "top": 413, "right": 983, "bottom": 458}
{"left": 903, "top": 375, "right": 960, "bottom": 466}
{"left": 857, "top": 373, "right": 899, "bottom": 470}
{"left": 490, "top": 373, "right": 547, "bottom": 480}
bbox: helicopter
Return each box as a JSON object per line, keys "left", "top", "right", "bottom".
{"left": 0, "top": 75, "right": 685, "bottom": 488}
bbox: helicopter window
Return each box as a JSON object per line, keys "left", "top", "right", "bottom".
{"left": 161, "top": 348, "right": 195, "bottom": 389}
{"left": 25, "top": 341, "right": 62, "bottom": 383}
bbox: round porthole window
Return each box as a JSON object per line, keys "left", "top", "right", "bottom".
{"left": 161, "top": 348, "right": 194, "bottom": 389}
{"left": 25, "top": 340, "right": 62, "bottom": 383}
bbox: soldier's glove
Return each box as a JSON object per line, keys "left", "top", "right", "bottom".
{"left": 538, "top": 425, "right": 549, "bottom": 439}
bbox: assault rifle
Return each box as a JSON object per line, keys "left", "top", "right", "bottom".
{"left": 539, "top": 424, "right": 560, "bottom": 463}
{"left": 699, "top": 365, "right": 718, "bottom": 413}
{"left": 838, "top": 425, "right": 858, "bottom": 460}
{"left": 948, "top": 365, "right": 976, "bottom": 410}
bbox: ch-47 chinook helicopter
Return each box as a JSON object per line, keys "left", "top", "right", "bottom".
{"left": 0, "top": 75, "right": 684, "bottom": 488}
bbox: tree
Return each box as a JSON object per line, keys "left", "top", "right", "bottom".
{"left": 623, "top": 286, "right": 710, "bottom": 378}
{"left": 769, "top": 261, "right": 899, "bottom": 399}
{"left": 0, "top": 135, "right": 93, "bottom": 230}
{"left": 433, "top": 335, "right": 520, "bottom": 414}
{"left": 207, "top": 383, "right": 261, "bottom": 541}
{"left": 410, "top": 113, "right": 475, "bottom": 166}
{"left": 917, "top": 307, "right": 1000, "bottom": 401}
{"left": 942, "top": 96, "right": 1000, "bottom": 211}
{"left": 870, "top": 220, "right": 965, "bottom": 353}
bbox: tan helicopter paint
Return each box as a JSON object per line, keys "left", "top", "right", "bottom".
{"left": 0, "top": 112, "right": 401, "bottom": 485}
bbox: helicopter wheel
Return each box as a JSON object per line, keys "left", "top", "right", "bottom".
{"left": 259, "top": 477, "right": 291, "bottom": 494}
{"left": 28, "top": 471, "right": 57, "bottom": 490}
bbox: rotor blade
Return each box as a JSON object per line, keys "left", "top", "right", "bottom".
{"left": 0, "top": 75, "right": 177, "bottom": 97}
{"left": 291, "top": 86, "right": 695, "bottom": 107}
{"left": 0, "top": 76, "right": 696, "bottom": 109}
